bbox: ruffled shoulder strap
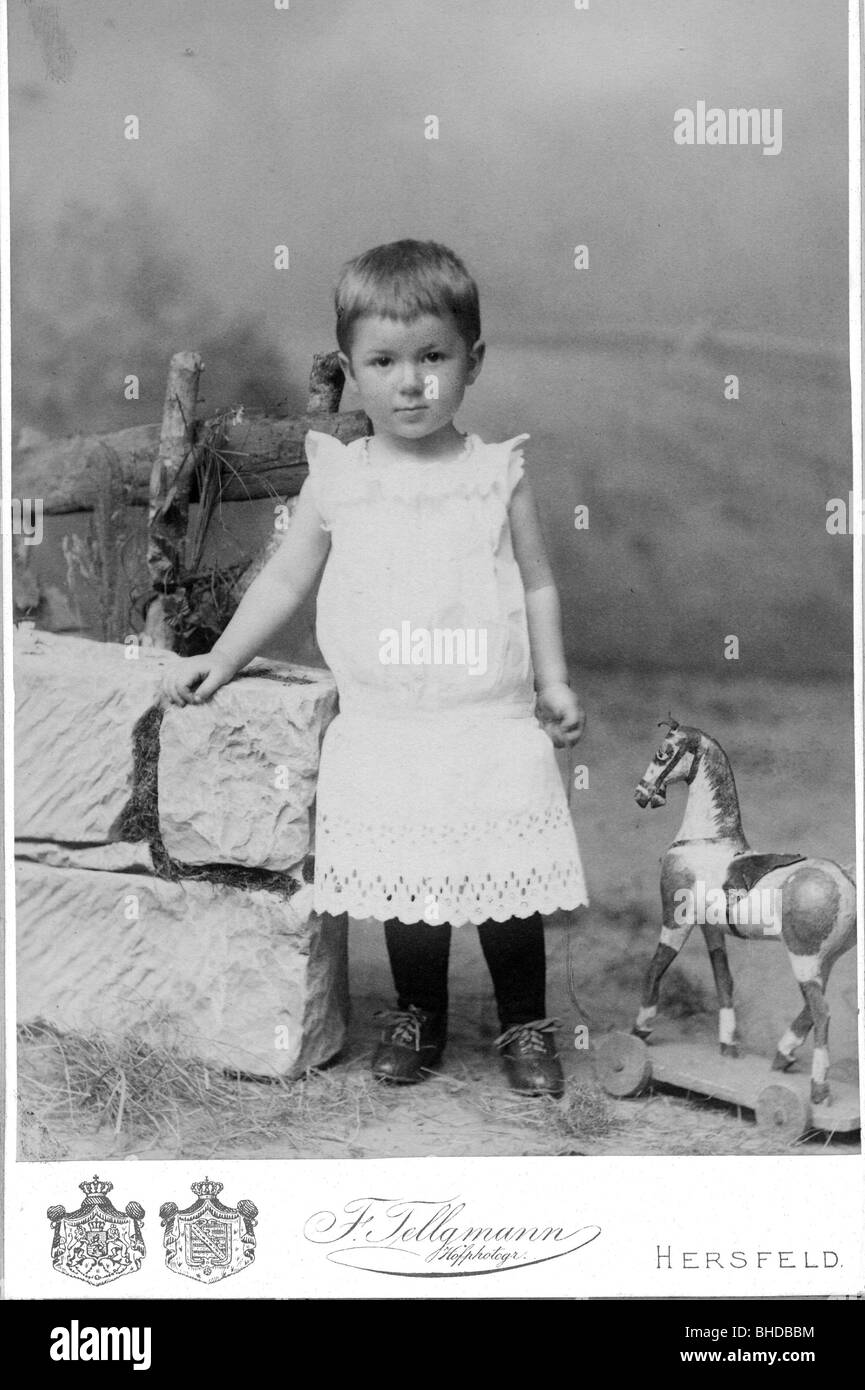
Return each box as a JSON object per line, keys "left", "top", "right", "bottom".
{"left": 304, "top": 429, "right": 366, "bottom": 530}
{"left": 496, "top": 433, "right": 531, "bottom": 502}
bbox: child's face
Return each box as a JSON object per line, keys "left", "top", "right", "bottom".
{"left": 339, "top": 312, "right": 484, "bottom": 444}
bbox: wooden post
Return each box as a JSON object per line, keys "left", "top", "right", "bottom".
{"left": 305, "top": 353, "right": 345, "bottom": 413}
{"left": 143, "top": 351, "right": 202, "bottom": 649}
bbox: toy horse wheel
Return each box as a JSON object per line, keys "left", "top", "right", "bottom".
{"left": 595, "top": 1031, "right": 652, "bottom": 1097}
{"left": 754, "top": 1083, "right": 810, "bottom": 1142}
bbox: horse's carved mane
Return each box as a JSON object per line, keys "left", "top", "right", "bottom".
{"left": 699, "top": 734, "right": 744, "bottom": 834}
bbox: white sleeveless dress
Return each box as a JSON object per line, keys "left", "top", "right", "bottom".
{"left": 304, "top": 428, "right": 588, "bottom": 927}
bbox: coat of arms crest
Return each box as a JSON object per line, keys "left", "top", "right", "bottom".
{"left": 160, "top": 1178, "right": 258, "bottom": 1284}
{"left": 47, "top": 1175, "right": 145, "bottom": 1286}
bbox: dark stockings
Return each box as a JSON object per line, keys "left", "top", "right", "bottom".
{"left": 383, "top": 913, "right": 547, "bottom": 1030}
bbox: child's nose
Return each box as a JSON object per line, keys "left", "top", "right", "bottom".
{"left": 397, "top": 363, "right": 424, "bottom": 393}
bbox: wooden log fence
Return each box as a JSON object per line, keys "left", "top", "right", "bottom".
{"left": 12, "top": 351, "right": 370, "bottom": 514}
{"left": 11, "top": 349, "right": 371, "bottom": 651}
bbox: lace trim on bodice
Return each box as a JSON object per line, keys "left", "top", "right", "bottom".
{"left": 304, "top": 430, "right": 530, "bottom": 526}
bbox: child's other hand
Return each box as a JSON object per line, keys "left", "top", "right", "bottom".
{"left": 161, "top": 651, "right": 237, "bottom": 706}
{"left": 537, "top": 682, "right": 586, "bottom": 747}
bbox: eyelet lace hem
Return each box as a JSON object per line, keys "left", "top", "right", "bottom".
{"left": 311, "top": 811, "right": 589, "bottom": 922}
{"left": 314, "top": 878, "right": 587, "bottom": 926}
{"left": 313, "top": 803, "right": 588, "bottom": 926}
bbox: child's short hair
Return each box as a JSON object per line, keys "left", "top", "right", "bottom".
{"left": 334, "top": 239, "right": 481, "bottom": 356}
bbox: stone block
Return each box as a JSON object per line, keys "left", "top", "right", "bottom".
{"left": 14, "top": 630, "right": 172, "bottom": 843}
{"left": 14, "top": 630, "right": 337, "bottom": 873}
{"left": 16, "top": 859, "right": 348, "bottom": 1078}
{"left": 158, "top": 663, "right": 337, "bottom": 868}
{"left": 15, "top": 840, "right": 156, "bottom": 873}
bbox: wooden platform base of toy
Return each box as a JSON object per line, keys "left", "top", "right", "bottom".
{"left": 595, "top": 1031, "right": 860, "bottom": 1144}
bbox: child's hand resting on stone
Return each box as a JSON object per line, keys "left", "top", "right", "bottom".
{"left": 161, "top": 650, "right": 238, "bottom": 706}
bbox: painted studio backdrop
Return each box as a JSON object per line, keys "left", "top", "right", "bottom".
{"left": 8, "top": 0, "right": 858, "bottom": 1161}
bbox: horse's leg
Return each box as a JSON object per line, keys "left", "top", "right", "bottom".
{"left": 780, "top": 866, "right": 843, "bottom": 1103}
{"left": 700, "top": 923, "right": 738, "bottom": 1056}
{"left": 772, "top": 985, "right": 812, "bottom": 1071}
{"left": 782, "top": 947, "right": 843, "bottom": 1084}
{"left": 801, "top": 979, "right": 830, "bottom": 1105}
{"left": 634, "top": 923, "right": 693, "bottom": 1040}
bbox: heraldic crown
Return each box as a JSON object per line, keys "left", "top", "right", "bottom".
{"left": 80, "top": 1175, "right": 113, "bottom": 1198}
{"left": 191, "top": 1177, "right": 223, "bottom": 1199}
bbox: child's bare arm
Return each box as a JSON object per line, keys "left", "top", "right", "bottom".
{"left": 212, "top": 480, "right": 330, "bottom": 670}
{"left": 509, "top": 476, "right": 585, "bottom": 746}
{"left": 162, "top": 480, "right": 330, "bottom": 704}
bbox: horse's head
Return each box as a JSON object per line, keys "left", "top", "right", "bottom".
{"left": 634, "top": 719, "right": 705, "bottom": 809}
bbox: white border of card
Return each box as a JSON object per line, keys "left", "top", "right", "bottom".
{"left": 2, "top": 0, "right": 863, "bottom": 1301}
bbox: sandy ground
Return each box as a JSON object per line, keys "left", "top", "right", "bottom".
{"left": 19, "top": 1005, "right": 859, "bottom": 1164}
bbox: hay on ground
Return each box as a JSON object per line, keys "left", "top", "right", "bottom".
{"left": 18, "top": 1021, "right": 402, "bottom": 1158}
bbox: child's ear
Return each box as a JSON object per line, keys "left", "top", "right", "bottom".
{"left": 337, "top": 350, "right": 356, "bottom": 389}
{"left": 466, "top": 339, "right": 485, "bottom": 385}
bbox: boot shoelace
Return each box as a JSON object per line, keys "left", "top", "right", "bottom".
{"left": 494, "top": 1018, "right": 559, "bottom": 1054}
{"left": 373, "top": 1007, "right": 434, "bottom": 1051}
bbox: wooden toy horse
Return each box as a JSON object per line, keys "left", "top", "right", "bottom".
{"left": 633, "top": 720, "right": 856, "bottom": 1105}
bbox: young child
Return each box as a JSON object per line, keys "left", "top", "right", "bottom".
{"left": 162, "top": 239, "right": 588, "bottom": 1097}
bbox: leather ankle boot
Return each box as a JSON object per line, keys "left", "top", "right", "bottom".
{"left": 371, "top": 1005, "right": 447, "bottom": 1084}
{"left": 495, "top": 1018, "right": 564, "bottom": 1097}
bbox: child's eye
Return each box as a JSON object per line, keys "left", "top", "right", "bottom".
{"left": 370, "top": 356, "right": 392, "bottom": 367}
{"left": 425, "top": 351, "right": 443, "bottom": 363}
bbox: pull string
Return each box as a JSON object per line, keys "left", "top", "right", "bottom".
{"left": 563, "top": 739, "right": 598, "bottom": 1030}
